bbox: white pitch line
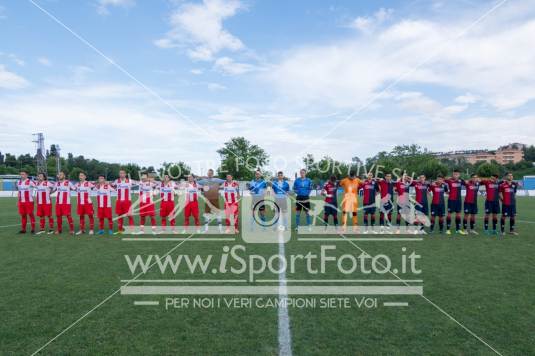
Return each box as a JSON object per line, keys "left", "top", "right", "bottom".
{"left": 121, "top": 279, "right": 248, "bottom": 283}
{"left": 121, "top": 237, "right": 236, "bottom": 241}
{"left": 297, "top": 237, "right": 423, "bottom": 241}
{"left": 383, "top": 302, "right": 408, "bottom": 307}
{"left": 0, "top": 223, "right": 20, "bottom": 228}
{"left": 134, "top": 301, "right": 159, "bottom": 306}
{"left": 517, "top": 220, "right": 535, "bottom": 224}
{"left": 278, "top": 231, "right": 292, "bottom": 356}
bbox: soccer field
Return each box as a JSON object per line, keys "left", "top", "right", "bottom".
{"left": 1, "top": 197, "right": 534, "bottom": 355}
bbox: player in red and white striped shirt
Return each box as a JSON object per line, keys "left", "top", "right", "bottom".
{"left": 95, "top": 175, "right": 115, "bottom": 235}
{"left": 75, "top": 172, "right": 95, "bottom": 235}
{"left": 136, "top": 173, "right": 157, "bottom": 234}
{"left": 223, "top": 174, "right": 240, "bottom": 233}
{"left": 16, "top": 170, "right": 36, "bottom": 233}
{"left": 55, "top": 171, "right": 75, "bottom": 234}
{"left": 182, "top": 174, "right": 201, "bottom": 232}
{"left": 111, "top": 170, "right": 137, "bottom": 233}
{"left": 159, "top": 175, "right": 177, "bottom": 232}
{"left": 35, "top": 173, "right": 55, "bottom": 234}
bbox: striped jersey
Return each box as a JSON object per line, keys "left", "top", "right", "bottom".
{"left": 429, "top": 183, "right": 448, "bottom": 205}
{"left": 395, "top": 180, "right": 411, "bottom": 205}
{"left": 114, "top": 178, "right": 135, "bottom": 202}
{"left": 223, "top": 181, "right": 239, "bottom": 204}
{"left": 138, "top": 181, "right": 155, "bottom": 204}
{"left": 96, "top": 184, "right": 113, "bottom": 208}
{"left": 184, "top": 182, "right": 199, "bottom": 203}
{"left": 160, "top": 181, "right": 177, "bottom": 202}
{"left": 36, "top": 181, "right": 55, "bottom": 205}
{"left": 481, "top": 179, "right": 501, "bottom": 202}
{"left": 76, "top": 181, "right": 95, "bottom": 205}
{"left": 499, "top": 182, "right": 517, "bottom": 206}
{"left": 361, "top": 179, "right": 379, "bottom": 206}
{"left": 17, "top": 179, "right": 35, "bottom": 203}
{"left": 412, "top": 181, "right": 429, "bottom": 206}
{"left": 445, "top": 179, "right": 464, "bottom": 201}
{"left": 464, "top": 181, "right": 480, "bottom": 204}
{"left": 56, "top": 180, "right": 75, "bottom": 205}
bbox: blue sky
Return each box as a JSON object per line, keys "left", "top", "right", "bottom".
{"left": 1, "top": 0, "right": 535, "bottom": 174}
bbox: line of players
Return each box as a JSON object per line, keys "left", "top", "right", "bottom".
{"left": 316, "top": 169, "right": 518, "bottom": 235}
{"left": 15, "top": 169, "right": 241, "bottom": 235}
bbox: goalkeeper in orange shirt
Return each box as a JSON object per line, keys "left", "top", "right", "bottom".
{"left": 339, "top": 171, "right": 362, "bottom": 232}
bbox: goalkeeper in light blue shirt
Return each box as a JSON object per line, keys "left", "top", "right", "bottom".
{"left": 249, "top": 170, "right": 267, "bottom": 228}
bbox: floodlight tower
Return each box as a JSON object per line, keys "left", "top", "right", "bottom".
{"left": 55, "top": 145, "right": 61, "bottom": 176}
{"left": 33, "top": 133, "right": 47, "bottom": 175}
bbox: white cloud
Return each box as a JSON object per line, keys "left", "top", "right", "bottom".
{"left": 0, "top": 65, "right": 29, "bottom": 89}
{"left": 207, "top": 82, "right": 226, "bottom": 91}
{"left": 349, "top": 8, "right": 393, "bottom": 33}
{"left": 190, "top": 68, "right": 203, "bottom": 75}
{"left": 37, "top": 57, "right": 52, "bottom": 66}
{"left": 267, "top": 2, "right": 535, "bottom": 111}
{"left": 155, "top": 0, "right": 244, "bottom": 61}
{"left": 96, "top": 0, "right": 135, "bottom": 15}
{"left": 213, "top": 56, "right": 256, "bottom": 75}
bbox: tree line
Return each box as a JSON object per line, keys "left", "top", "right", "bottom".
{"left": 1, "top": 139, "right": 534, "bottom": 182}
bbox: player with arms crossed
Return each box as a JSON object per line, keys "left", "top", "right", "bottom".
{"left": 35, "top": 173, "right": 55, "bottom": 235}
{"left": 55, "top": 171, "right": 75, "bottom": 234}
{"left": 136, "top": 173, "right": 157, "bottom": 234}
{"left": 16, "top": 170, "right": 36, "bottom": 234}
{"left": 159, "top": 174, "right": 178, "bottom": 233}
{"left": 75, "top": 172, "right": 95, "bottom": 235}
{"left": 412, "top": 174, "right": 430, "bottom": 234}
{"left": 111, "top": 169, "right": 137, "bottom": 234}
{"left": 429, "top": 175, "right": 448, "bottom": 234}
{"left": 197, "top": 169, "right": 225, "bottom": 233}
{"left": 463, "top": 174, "right": 480, "bottom": 235}
{"left": 377, "top": 173, "right": 395, "bottom": 232}
{"left": 271, "top": 171, "right": 290, "bottom": 231}
{"left": 293, "top": 169, "right": 313, "bottom": 231}
{"left": 499, "top": 172, "right": 519, "bottom": 236}
{"left": 94, "top": 175, "right": 115, "bottom": 235}
{"left": 223, "top": 174, "right": 240, "bottom": 234}
{"left": 445, "top": 170, "right": 466, "bottom": 235}
{"left": 360, "top": 172, "right": 379, "bottom": 233}
{"left": 480, "top": 174, "right": 501, "bottom": 235}
{"left": 339, "top": 171, "right": 362, "bottom": 232}
{"left": 182, "top": 174, "right": 201, "bottom": 233}
{"left": 322, "top": 175, "right": 339, "bottom": 230}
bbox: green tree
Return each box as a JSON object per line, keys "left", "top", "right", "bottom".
{"left": 159, "top": 161, "right": 191, "bottom": 180}
{"left": 476, "top": 161, "right": 503, "bottom": 177}
{"left": 523, "top": 145, "right": 535, "bottom": 162}
{"left": 217, "top": 137, "right": 269, "bottom": 180}
{"left": 69, "top": 167, "right": 84, "bottom": 180}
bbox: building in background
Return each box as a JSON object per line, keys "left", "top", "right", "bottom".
{"left": 433, "top": 143, "right": 525, "bottom": 164}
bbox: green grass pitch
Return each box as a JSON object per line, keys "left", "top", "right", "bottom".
{"left": 1, "top": 196, "right": 534, "bottom": 355}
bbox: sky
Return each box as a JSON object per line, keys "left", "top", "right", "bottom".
{"left": 1, "top": 0, "right": 535, "bottom": 174}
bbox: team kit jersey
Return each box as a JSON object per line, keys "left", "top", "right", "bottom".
{"left": 293, "top": 177, "right": 312, "bottom": 211}
{"left": 394, "top": 180, "right": 411, "bottom": 209}
{"left": 96, "top": 184, "right": 114, "bottom": 218}
{"left": 500, "top": 182, "right": 517, "bottom": 216}
{"left": 322, "top": 181, "right": 338, "bottom": 215}
{"left": 55, "top": 180, "right": 75, "bottom": 216}
{"left": 113, "top": 178, "right": 135, "bottom": 215}
{"left": 339, "top": 178, "right": 361, "bottom": 213}
{"left": 17, "top": 179, "right": 35, "bottom": 214}
{"left": 272, "top": 179, "right": 290, "bottom": 211}
{"left": 159, "top": 181, "right": 177, "bottom": 218}
{"left": 481, "top": 179, "right": 501, "bottom": 214}
{"left": 377, "top": 179, "right": 395, "bottom": 211}
{"left": 463, "top": 181, "right": 480, "bottom": 214}
{"left": 412, "top": 181, "right": 430, "bottom": 214}
{"left": 138, "top": 181, "right": 156, "bottom": 217}
{"left": 223, "top": 181, "right": 240, "bottom": 204}
{"left": 35, "top": 181, "right": 55, "bottom": 217}
{"left": 445, "top": 178, "right": 464, "bottom": 213}
{"left": 361, "top": 179, "right": 379, "bottom": 213}
{"left": 76, "top": 181, "right": 95, "bottom": 215}
{"left": 429, "top": 182, "right": 448, "bottom": 216}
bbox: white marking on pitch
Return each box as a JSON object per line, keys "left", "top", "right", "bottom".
{"left": 383, "top": 302, "right": 408, "bottom": 307}
{"left": 278, "top": 231, "right": 292, "bottom": 356}
{"left": 134, "top": 301, "right": 159, "bottom": 306}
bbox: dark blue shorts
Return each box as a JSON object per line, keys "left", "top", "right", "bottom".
{"left": 502, "top": 204, "right": 516, "bottom": 217}
{"left": 324, "top": 205, "right": 338, "bottom": 216}
{"left": 363, "top": 206, "right": 376, "bottom": 214}
{"left": 431, "top": 204, "right": 445, "bottom": 217}
{"left": 380, "top": 201, "right": 393, "bottom": 213}
{"left": 485, "top": 201, "right": 500, "bottom": 214}
{"left": 415, "top": 203, "right": 429, "bottom": 216}
{"left": 447, "top": 200, "right": 462, "bottom": 213}
{"left": 463, "top": 202, "right": 478, "bottom": 214}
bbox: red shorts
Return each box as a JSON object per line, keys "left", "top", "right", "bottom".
{"left": 18, "top": 201, "right": 34, "bottom": 215}
{"left": 115, "top": 200, "right": 132, "bottom": 216}
{"left": 37, "top": 204, "right": 52, "bottom": 217}
{"left": 159, "top": 201, "right": 175, "bottom": 217}
{"left": 55, "top": 204, "right": 72, "bottom": 216}
{"left": 98, "top": 207, "right": 112, "bottom": 219}
{"left": 139, "top": 202, "right": 155, "bottom": 217}
{"left": 77, "top": 203, "right": 94, "bottom": 216}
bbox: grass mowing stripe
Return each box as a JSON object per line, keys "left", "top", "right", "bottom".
{"left": 30, "top": 233, "right": 197, "bottom": 355}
